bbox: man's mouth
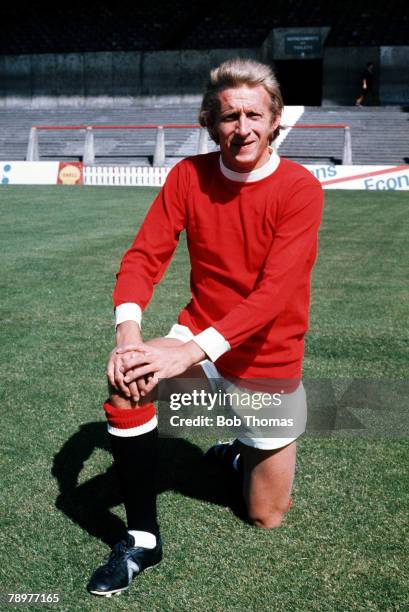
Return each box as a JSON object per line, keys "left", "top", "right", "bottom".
{"left": 232, "top": 141, "right": 254, "bottom": 149}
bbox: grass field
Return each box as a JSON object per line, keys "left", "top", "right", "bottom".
{"left": 1, "top": 185, "right": 408, "bottom": 611}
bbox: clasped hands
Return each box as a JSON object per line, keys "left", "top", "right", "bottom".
{"left": 106, "top": 340, "right": 205, "bottom": 403}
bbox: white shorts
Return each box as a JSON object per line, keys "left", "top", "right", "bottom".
{"left": 165, "top": 324, "right": 307, "bottom": 450}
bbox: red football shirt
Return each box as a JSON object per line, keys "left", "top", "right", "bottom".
{"left": 113, "top": 152, "right": 324, "bottom": 382}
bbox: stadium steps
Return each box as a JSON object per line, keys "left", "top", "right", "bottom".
{"left": 0, "top": 106, "right": 408, "bottom": 166}
{"left": 0, "top": 107, "right": 203, "bottom": 166}
{"left": 279, "top": 106, "right": 409, "bottom": 166}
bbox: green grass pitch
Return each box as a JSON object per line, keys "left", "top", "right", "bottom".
{"left": 0, "top": 185, "right": 408, "bottom": 611}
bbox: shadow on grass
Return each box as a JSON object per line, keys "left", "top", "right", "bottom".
{"left": 52, "top": 422, "right": 247, "bottom": 545}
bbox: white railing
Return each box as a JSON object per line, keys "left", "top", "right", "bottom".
{"left": 84, "top": 165, "right": 171, "bottom": 186}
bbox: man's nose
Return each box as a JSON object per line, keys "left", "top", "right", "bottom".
{"left": 236, "top": 114, "right": 251, "bottom": 137}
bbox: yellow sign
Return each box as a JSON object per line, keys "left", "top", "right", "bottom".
{"left": 58, "top": 163, "right": 83, "bottom": 185}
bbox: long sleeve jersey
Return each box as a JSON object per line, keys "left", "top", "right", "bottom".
{"left": 113, "top": 151, "right": 324, "bottom": 383}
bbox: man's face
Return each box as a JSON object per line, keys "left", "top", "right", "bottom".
{"left": 214, "top": 84, "right": 281, "bottom": 173}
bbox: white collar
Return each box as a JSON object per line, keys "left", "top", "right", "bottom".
{"left": 219, "top": 148, "right": 280, "bottom": 183}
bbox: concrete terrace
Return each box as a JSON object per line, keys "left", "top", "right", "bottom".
{"left": 1, "top": 105, "right": 408, "bottom": 166}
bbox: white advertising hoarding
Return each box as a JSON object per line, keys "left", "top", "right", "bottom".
{"left": 1, "top": 162, "right": 59, "bottom": 185}
{"left": 305, "top": 164, "right": 409, "bottom": 190}
{"left": 1, "top": 161, "right": 409, "bottom": 190}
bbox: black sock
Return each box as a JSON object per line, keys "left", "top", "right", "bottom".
{"left": 223, "top": 439, "right": 243, "bottom": 476}
{"left": 109, "top": 428, "right": 159, "bottom": 536}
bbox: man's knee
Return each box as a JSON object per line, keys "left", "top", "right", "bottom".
{"left": 107, "top": 383, "right": 135, "bottom": 410}
{"left": 247, "top": 496, "right": 291, "bottom": 529}
{"left": 249, "top": 510, "right": 284, "bottom": 529}
{"left": 248, "top": 500, "right": 291, "bottom": 528}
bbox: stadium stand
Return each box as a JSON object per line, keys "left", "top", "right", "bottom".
{"left": 2, "top": 0, "right": 408, "bottom": 54}
{"left": 181, "top": 0, "right": 409, "bottom": 49}
{"left": 279, "top": 107, "right": 409, "bottom": 165}
{"left": 0, "top": 106, "right": 206, "bottom": 166}
{"left": 1, "top": 105, "right": 408, "bottom": 166}
{"left": 1, "top": 2, "right": 408, "bottom": 167}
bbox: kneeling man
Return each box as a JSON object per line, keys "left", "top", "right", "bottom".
{"left": 88, "top": 57, "right": 324, "bottom": 597}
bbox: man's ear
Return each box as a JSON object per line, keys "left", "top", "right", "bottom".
{"left": 271, "top": 113, "right": 282, "bottom": 132}
{"left": 268, "top": 113, "right": 282, "bottom": 144}
{"left": 209, "top": 125, "right": 220, "bottom": 145}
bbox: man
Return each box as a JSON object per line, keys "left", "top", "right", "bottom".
{"left": 87, "top": 58, "right": 324, "bottom": 597}
{"left": 355, "top": 62, "right": 375, "bottom": 106}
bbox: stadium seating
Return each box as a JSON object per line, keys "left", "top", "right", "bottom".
{"left": 279, "top": 107, "right": 409, "bottom": 165}
{"left": 1, "top": 105, "right": 408, "bottom": 166}
{"left": 2, "top": 0, "right": 408, "bottom": 54}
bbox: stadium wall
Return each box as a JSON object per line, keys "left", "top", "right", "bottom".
{"left": 379, "top": 47, "right": 409, "bottom": 105}
{"left": 323, "top": 47, "right": 380, "bottom": 106}
{"left": 1, "top": 45, "right": 407, "bottom": 107}
{"left": 322, "top": 46, "right": 409, "bottom": 105}
{"left": 0, "top": 49, "right": 258, "bottom": 108}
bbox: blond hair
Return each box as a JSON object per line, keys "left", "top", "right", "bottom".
{"left": 199, "top": 58, "right": 283, "bottom": 144}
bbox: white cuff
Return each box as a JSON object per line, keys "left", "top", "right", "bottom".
{"left": 115, "top": 303, "right": 142, "bottom": 328}
{"left": 193, "top": 327, "right": 230, "bottom": 362}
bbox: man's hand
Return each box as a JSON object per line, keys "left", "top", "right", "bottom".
{"left": 117, "top": 340, "right": 206, "bottom": 396}
{"left": 106, "top": 320, "right": 146, "bottom": 398}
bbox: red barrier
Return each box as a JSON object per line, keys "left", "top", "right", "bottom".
{"left": 34, "top": 123, "right": 348, "bottom": 130}
{"left": 27, "top": 123, "right": 352, "bottom": 165}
